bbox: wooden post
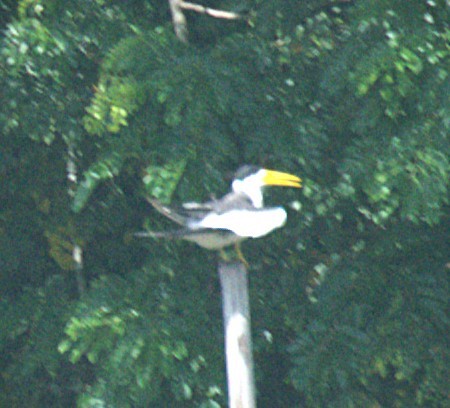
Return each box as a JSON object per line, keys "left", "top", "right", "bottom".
{"left": 218, "top": 261, "right": 256, "bottom": 408}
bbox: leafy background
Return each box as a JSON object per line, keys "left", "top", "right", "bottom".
{"left": 1, "top": 0, "right": 448, "bottom": 407}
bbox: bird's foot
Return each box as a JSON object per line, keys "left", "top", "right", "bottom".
{"left": 219, "top": 245, "right": 249, "bottom": 268}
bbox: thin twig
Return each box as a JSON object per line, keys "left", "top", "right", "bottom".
{"left": 67, "top": 142, "right": 86, "bottom": 295}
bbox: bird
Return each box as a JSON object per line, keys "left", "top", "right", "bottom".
{"left": 136, "top": 165, "right": 302, "bottom": 265}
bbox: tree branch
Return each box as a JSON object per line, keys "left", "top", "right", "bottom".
{"left": 168, "top": 0, "right": 188, "bottom": 43}
{"left": 180, "top": 1, "right": 242, "bottom": 20}
{"left": 168, "top": 0, "right": 242, "bottom": 43}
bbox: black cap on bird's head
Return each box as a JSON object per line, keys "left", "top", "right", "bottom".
{"left": 233, "top": 165, "right": 261, "bottom": 182}
{"left": 231, "top": 165, "right": 302, "bottom": 208}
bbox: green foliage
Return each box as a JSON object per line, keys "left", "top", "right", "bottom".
{"left": 142, "top": 154, "right": 191, "bottom": 202}
{"left": 289, "top": 230, "right": 449, "bottom": 407}
{"left": 1, "top": 17, "right": 75, "bottom": 143}
{"left": 1, "top": 0, "right": 449, "bottom": 407}
{"left": 342, "top": 133, "right": 449, "bottom": 225}
{"left": 72, "top": 151, "right": 126, "bottom": 213}
{"left": 0, "top": 276, "right": 75, "bottom": 407}
{"left": 57, "top": 266, "right": 224, "bottom": 407}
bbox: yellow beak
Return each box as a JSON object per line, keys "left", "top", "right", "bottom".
{"left": 262, "top": 169, "right": 302, "bottom": 188}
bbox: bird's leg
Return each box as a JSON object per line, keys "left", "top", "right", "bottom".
{"left": 234, "top": 242, "right": 249, "bottom": 268}
{"left": 218, "top": 245, "right": 249, "bottom": 268}
{"left": 219, "top": 248, "right": 230, "bottom": 262}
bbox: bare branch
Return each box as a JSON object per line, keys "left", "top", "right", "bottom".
{"left": 168, "top": 0, "right": 242, "bottom": 43}
{"left": 168, "top": 0, "right": 188, "bottom": 43}
{"left": 180, "top": 1, "right": 242, "bottom": 20}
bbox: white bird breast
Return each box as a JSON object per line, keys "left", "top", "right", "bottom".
{"left": 192, "top": 207, "right": 288, "bottom": 238}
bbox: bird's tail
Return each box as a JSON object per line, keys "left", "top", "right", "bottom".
{"left": 134, "top": 229, "right": 191, "bottom": 239}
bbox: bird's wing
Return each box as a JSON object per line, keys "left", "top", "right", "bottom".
{"left": 182, "top": 201, "right": 214, "bottom": 210}
{"left": 146, "top": 198, "right": 191, "bottom": 225}
{"left": 180, "top": 201, "right": 215, "bottom": 219}
{"left": 208, "top": 192, "right": 255, "bottom": 214}
{"left": 192, "top": 207, "right": 288, "bottom": 238}
{"left": 135, "top": 228, "right": 193, "bottom": 239}
{"left": 135, "top": 227, "right": 243, "bottom": 249}
{"left": 147, "top": 193, "right": 255, "bottom": 226}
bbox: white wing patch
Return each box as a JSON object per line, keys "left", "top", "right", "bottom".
{"left": 191, "top": 207, "right": 287, "bottom": 238}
